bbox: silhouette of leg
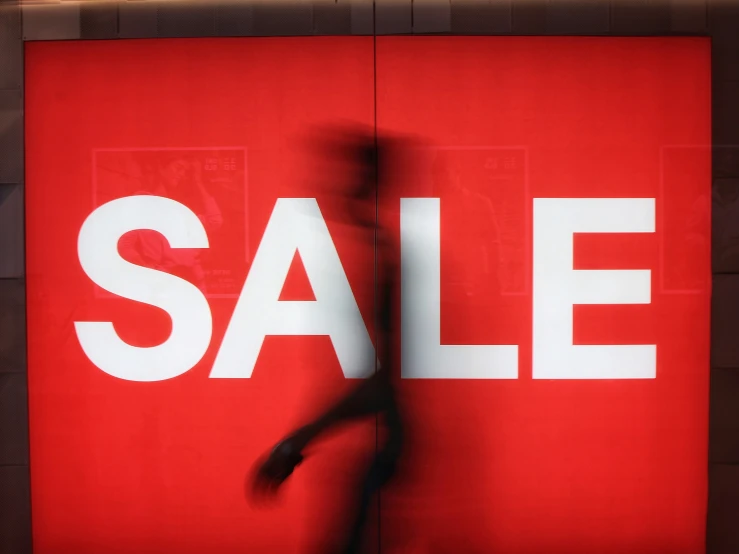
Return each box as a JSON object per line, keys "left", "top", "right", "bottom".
{"left": 339, "top": 452, "right": 397, "bottom": 554}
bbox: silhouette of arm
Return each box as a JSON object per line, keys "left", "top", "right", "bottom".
{"left": 284, "top": 367, "right": 392, "bottom": 451}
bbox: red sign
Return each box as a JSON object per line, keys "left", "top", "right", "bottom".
{"left": 25, "top": 37, "right": 710, "bottom": 553}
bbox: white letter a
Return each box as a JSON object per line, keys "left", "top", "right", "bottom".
{"left": 210, "top": 198, "right": 375, "bottom": 378}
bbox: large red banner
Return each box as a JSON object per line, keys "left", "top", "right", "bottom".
{"left": 25, "top": 37, "right": 710, "bottom": 553}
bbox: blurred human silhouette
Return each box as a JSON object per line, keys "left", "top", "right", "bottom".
{"left": 250, "top": 124, "right": 404, "bottom": 554}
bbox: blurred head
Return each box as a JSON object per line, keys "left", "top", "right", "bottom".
{"left": 303, "top": 121, "right": 419, "bottom": 227}
{"left": 344, "top": 132, "right": 377, "bottom": 202}
{"left": 307, "top": 123, "right": 377, "bottom": 200}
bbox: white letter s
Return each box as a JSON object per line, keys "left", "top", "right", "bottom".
{"left": 75, "top": 195, "right": 212, "bottom": 382}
